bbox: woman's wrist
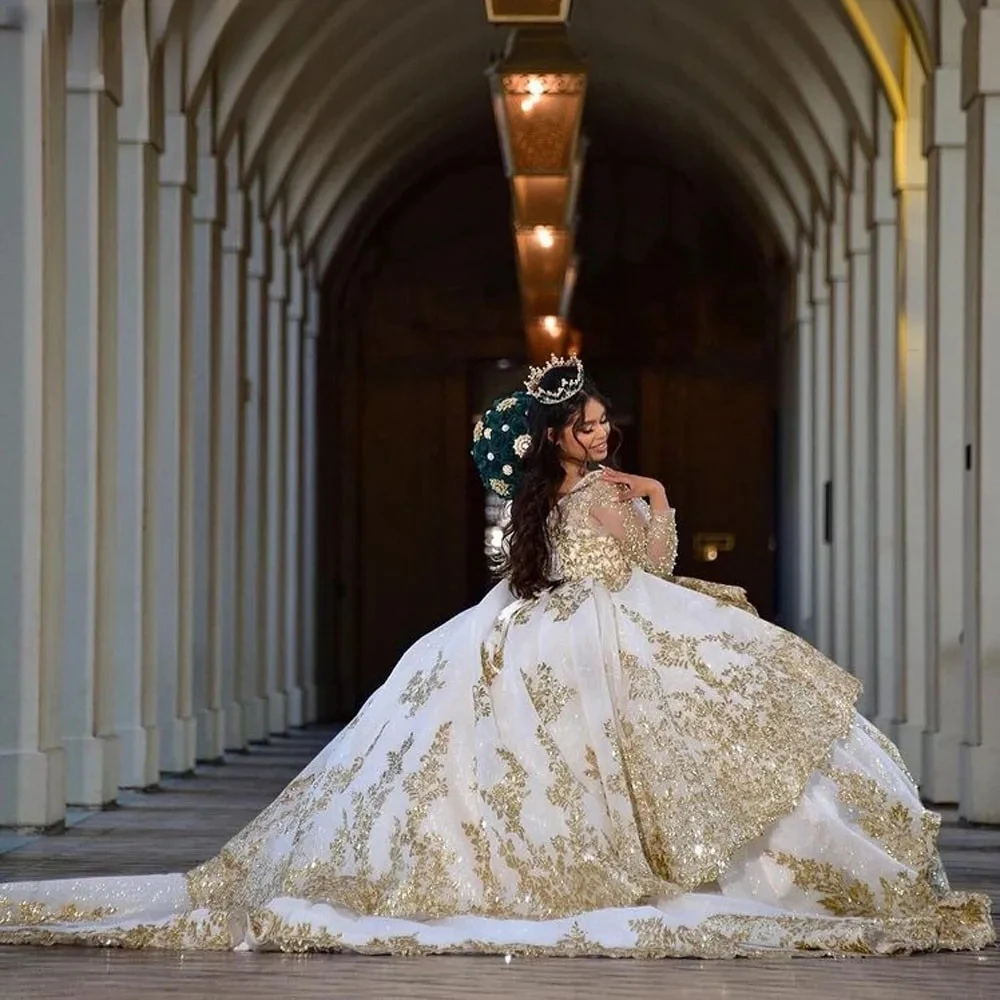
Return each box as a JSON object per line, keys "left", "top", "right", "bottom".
{"left": 647, "top": 483, "right": 670, "bottom": 512}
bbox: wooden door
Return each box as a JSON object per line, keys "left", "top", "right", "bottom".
{"left": 640, "top": 370, "right": 776, "bottom": 618}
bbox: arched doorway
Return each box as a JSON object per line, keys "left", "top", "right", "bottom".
{"left": 317, "top": 125, "right": 785, "bottom": 718}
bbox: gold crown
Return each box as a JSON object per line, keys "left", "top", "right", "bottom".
{"left": 524, "top": 354, "right": 585, "bottom": 405}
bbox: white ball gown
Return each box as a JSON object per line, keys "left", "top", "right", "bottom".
{"left": 0, "top": 470, "right": 994, "bottom": 956}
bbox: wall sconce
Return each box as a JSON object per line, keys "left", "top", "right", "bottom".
{"left": 693, "top": 533, "right": 736, "bottom": 563}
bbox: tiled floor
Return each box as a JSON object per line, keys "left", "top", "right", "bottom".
{"left": 0, "top": 727, "right": 997, "bottom": 999}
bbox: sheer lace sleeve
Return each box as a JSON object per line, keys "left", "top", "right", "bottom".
{"left": 630, "top": 499, "right": 678, "bottom": 578}
{"left": 586, "top": 495, "right": 678, "bottom": 580}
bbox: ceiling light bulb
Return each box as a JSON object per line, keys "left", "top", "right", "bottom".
{"left": 534, "top": 226, "right": 555, "bottom": 249}
{"left": 526, "top": 77, "right": 546, "bottom": 97}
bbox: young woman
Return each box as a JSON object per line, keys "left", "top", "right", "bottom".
{"left": 0, "top": 356, "right": 993, "bottom": 957}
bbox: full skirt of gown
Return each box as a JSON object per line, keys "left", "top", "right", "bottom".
{"left": 0, "top": 570, "right": 994, "bottom": 957}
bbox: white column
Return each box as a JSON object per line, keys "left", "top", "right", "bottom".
{"left": 61, "top": 1, "right": 121, "bottom": 805}
{"left": 871, "top": 97, "right": 904, "bottom": 738}
{"left": 300, "top": 277, "right": 320, "bottom": 723}
{"left": 922, "top": 63, "right": 966, "bottom": 802}
{"left": 793, "top": 242, "right": 815, "bottom": 642}
{"left": 264, "top": 223, "right": 289, "bottom": 735}
{"left": 0, "top": 3, "right": 69, "bottom": 827}
{"left": 810, "top": 221, "right": 833, "bottom": 658}
{"left": 959, "top": 5, "right": 1000, "bottom": 822}
{"left": 156, "top": 37, "right": 195, "bottom": 773}
{"left": 115, "top": 0, "right": 160, "bottom": 787}
{"left": 191, "top": 93, "right": 225, "bottom": 762}
{"left": 896, "top": 88, "right": 930, "bottom": 780}
{"left": 240, "top": 188, "right": 268, "bottom": 742}
{"left": 847, "top": 144, "right": 876, "bottom": 717}
{"left": 828, "top": 182, "right": 852, "bottom": 669}
{"left": 218, "top": 142, "right": 246, "bottom": 751}
{"left": 284, "top": 251, "right": 305, "bottom": 728}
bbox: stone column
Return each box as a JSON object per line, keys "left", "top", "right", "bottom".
{"left": 218, "top": 141, "right": 247, "bottom": 751}
{"left": 847, "top": 143, "right": 876, "bottom": 717}
{"left": 870, "top": 97, "right": 904, "bottom": 739}
{"left": 959, "top": 5, "right": 1000, "bottom": 822}
{"left": 896, "top": 79, "right": 930, "bottom": 779}
{"left": 828, "top": 182, "right": 852, "bottom": 669}
{"left": 300, "top": 276, "right": 321, "bottom": 724}
{"left": 0, "top": 1, "right": 69, "bottom": 827}
{"left": 792, "top": 241, "right": 815, "bottom": 642}
{"left": 61, "top": 0, "right": 120, "bottom": 805}
{"left": 921, "top": 61, "right": 966, "bottom": 802}
{"left": 156, "top": 36, "right": 195, "bottom": 773}
{"left": 283, "top": 251, "right": 305, "bottom": 728}
{"left": 810, "top": 220, "right": 833, "bottom": 658}
{"left": 264, "top": 223, "right": 289, "bottom": 735}
{"left": 191, "top": 92, "right": 225, "bottom": 762}
{"left": 240, "top": 185, "right": 269, "bottom": 742}
{"left": 115, "top": 0, "right": 160, "bottom": 787}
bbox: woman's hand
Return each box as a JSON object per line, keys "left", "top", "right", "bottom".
{"left": 601, "top": 468, "right": 669, "bottom": 508}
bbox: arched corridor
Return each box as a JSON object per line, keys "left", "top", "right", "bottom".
{"left": 1, "top": 0, "right": 999, "bottom": 843}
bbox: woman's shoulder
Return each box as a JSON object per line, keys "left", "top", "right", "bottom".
{"left": 558, "top": 470, "right": 622, "bottom": 510}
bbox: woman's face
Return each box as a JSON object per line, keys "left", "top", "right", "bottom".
{"left": 554, "top": 397, "right": 610, "bottom": 465}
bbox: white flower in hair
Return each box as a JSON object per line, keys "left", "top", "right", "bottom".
{"left": 473, "top": 420, "right": 484, "bottom": 443}
{"left": 490, "top": 478, "right": 510, "bottom": 496}
{"left": 502, "top": 464, "right": 513, "bottom": 476}
{"left": 525, "top": 354, "right": 585, "bottom": 405}
{"left": 513, "top": 434, "right": 532, "bottom": 458}
{"left": 484, "top": 427, "right": 492, "bottom": 439}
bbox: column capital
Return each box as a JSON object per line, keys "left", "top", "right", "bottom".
{"left": 66, "top": 70, "right": 114, "bottom": 96}
{"left": 287, "top": 267, "right": 306, "bottom": 323}
{"left": 159, "top": 112, "right": 194, "bottom": 190}
{"left": 868, "top": 152, "right": 897, "bottom": 227}
{"left": 924, "top": 67, "right": 965, "bottom": 152}
{"left": 809, "top": 217, "right": 830, "bottom": 305}
{"left": 827, "top": 182, "right": 848, "bottom": 283}
{"left": 246, "top": 206, "right": 270, "bottom": 281}
{"left": 0, "top": 5, "right": 27, "bottom": 29}
{"left": 962, "top": 6, "right": 1000, "bottom": 107}
{"left": 268, "top": 242, "right": 289, "bottom": 304}
{"left": 222, "top": 190, "right": 247, "bottom": 255}
{"left": 193, "top": 155, "right": 224, "bottom": 226}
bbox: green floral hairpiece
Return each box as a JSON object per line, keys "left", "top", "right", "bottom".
{"left": 470, "top": 391, "right": 534, "bottom": 498}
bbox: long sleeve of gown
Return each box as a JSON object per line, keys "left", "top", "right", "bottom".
{"left": 586, "top": 496, "right": 678, "bottom": 580}
{"left": 632, "top": 500, "right": 678, "bottom": 578}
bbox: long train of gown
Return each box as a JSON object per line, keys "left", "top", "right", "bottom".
{"left": 0, "top": 567, "right": 994, "bottom": 956}
{"left": 1, "top": 469, "right": 995, "bottom": 956}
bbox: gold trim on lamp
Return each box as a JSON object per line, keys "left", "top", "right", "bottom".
{"left": 485, "top": 1, "right": 572, "bottom": 24}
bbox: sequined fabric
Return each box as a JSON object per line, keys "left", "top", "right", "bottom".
{"left": 0, "top": 476, "right": 993, "bottom": 956}
{"left": 549, "top": 473, "right": 679, "bottom": 589}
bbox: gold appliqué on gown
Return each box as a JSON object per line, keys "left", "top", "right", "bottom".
{"left": 0, "top": 469, "right": 994, "bottom": 956}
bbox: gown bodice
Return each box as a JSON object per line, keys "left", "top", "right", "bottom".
{"left": 549, "top": 471, "right": 678, "bottom": 591}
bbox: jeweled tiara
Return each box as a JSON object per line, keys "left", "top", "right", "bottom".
{"left": 524, "top": 354, "right": 585, "bottom": 405}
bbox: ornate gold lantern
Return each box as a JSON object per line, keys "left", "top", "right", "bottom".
{"left": 524, "top": 316, "right": 582, "bottom": 364}
{"left": 510, "top": 138, "right": 586, "bottom": 229}
{"left": 488, "top": 27, "right": 587, "bottom": 178}
{"left": 525, "top": 315, "right": 569, "bottom": 364}
{"left": 515, "top": 224, "right": 573, "bottom": 293}
{"left": 484, "top": 1, "right": 572, "bottom": 24}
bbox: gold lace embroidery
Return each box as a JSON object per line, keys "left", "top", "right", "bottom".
{"left": 550, "top": 476, "right": 678, "bottom": 590}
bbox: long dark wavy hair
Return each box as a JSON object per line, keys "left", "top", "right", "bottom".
{"left": 497, "top": 374, "right": 620, "bottom": 598}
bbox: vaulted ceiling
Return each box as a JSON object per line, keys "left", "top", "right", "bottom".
{"left": 140, "top": 0, "right": 939, "bottom": 273}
